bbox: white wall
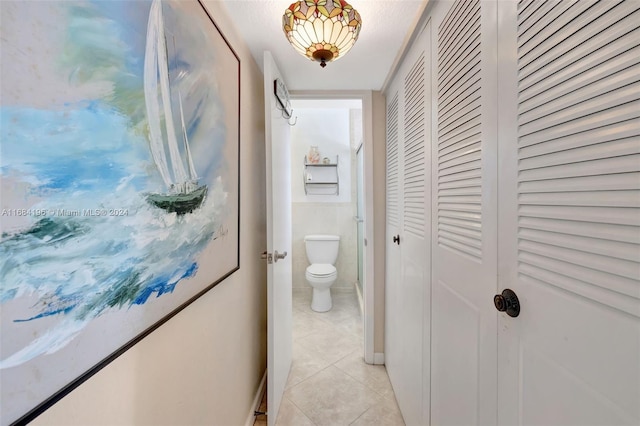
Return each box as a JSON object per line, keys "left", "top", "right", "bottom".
{"left": 371, "top": 91, "right": 386, "bottom": 355}
{"left": 31, "top": 1, "right": 268, "bottom": 424}
{"left": 290, "top": 100, "right": 361, "bottom": 290}
{"left": 291, "top": 106, "right": 352, "bottom": 203}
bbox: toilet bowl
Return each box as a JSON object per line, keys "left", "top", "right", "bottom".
{"left": 304, "top": 235, "right": 340, "bottom": 312}
{"left": 305, "top": 263, "right": 337, "bottom": 312}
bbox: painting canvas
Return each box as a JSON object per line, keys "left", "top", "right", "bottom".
{"left": 0, "top": 0, "right": 240, "bottom": 423}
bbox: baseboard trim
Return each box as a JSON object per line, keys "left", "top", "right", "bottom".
{"left": 374, "top": 352, "right": 385, "bottom": 365}
{"left": 245, "top": 369, "right": 267, "bottom": 426}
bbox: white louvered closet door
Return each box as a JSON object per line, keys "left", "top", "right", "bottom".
{"left": 384, "top": 82, "right": 403, "bottom": 409}
{"left": 384, "top": 83, "right": 402, "bottom": 386}
{"left": 430, "top": 0, "right": 498, "bottom": 424}
{"left": 401, "top": 23, "right": 430, "bottom": 426}
{"left": 498, "top": 1, "right": 640, "bottom": 424}
{"left": 385, "top": 23, "right": 430, "bottom": 426}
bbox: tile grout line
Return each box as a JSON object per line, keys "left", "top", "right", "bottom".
{"left": 282, "top": 393, "right": 318, "bottom": 426}
{"left": 330, "top": 353, "right": 392, "bottom": 399}
{"left": 280, "top": 287, "right": 403, "bottom": 426}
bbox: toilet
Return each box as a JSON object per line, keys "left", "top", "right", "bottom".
{"left": 304, "top": 234, "right": 340, "bottom": 312}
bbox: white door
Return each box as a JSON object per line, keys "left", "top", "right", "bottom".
{"left": 263, "top": 51, "right": 292, "bottom": 426}
{"left": 384, "top": 79, "right": 404, "bottom": 418}
{"left": 497, "top": 1, "right": 640, "bottom": 424}
{"left": 430, "top": 0, "right": 499, "bottom": 424}
{"left": 400, "top": 23, "right": 431, "bottom": 426}
{"left": 385, "top": 23, "right": 431, "bottom": 425}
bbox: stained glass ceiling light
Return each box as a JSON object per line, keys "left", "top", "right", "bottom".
{"left": 283, "top": 0, "right": 362, "bottom": 68}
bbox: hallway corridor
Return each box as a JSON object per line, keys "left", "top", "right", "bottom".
{"left": 261, "top": 288, "right": 405, "bottom": 425}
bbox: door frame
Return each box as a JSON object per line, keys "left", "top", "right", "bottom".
{"left": 289, "top": 90, "right": 377, "bottom": 364}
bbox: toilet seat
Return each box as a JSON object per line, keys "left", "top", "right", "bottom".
{"left": 306, "top": 263, "right": 337, "bottom": 279}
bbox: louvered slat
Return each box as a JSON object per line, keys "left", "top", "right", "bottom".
{"left": 519, "top": 120, "right": 639, "bottom": 157}
{"left": 519, "top": 205, "right": 639, "bottom": 226}
{"left": 520, "top": 190, "right": 640, "bottom": 208}
{"left": 438, "top": 0, "right": 481, "bottom": 95}
{"left": 404, "top": 52, "right": 426, "bottom": 238}
{"left": 437, "top": 0, "right": 482, "bottom": 260}
{"left": 519, "top": 216, "right": 640, "bottom": 244}
{"left": 517, "top": 0, "right": 581, "bottom": 50}
{"left": 520, "top": 138, "right": 639, "bottom": 171}
{"left": 517, "top": 0, "right": 640, "bottom": 317}
{"left": 519, "top": 228, "right": 640, "bottom": 263}
{"left": 519, "top": 102, "right": 640, "bottom": 147}
{"left": 520, "top": 41, "right": 640, "bottom": 114}
{"left": 387, "top": 93, "right": 400, "bottom": 227}
{"left": 519, "top": 154, "right": 640, "bottom": 181}
{"left": 519, "top": 0, "right": 629, "bottom": 76}
{"left": 520, "top": 15, "right": 639, "bottom": 96}
{"left": 438, "top": 168, "right": 481, "bottom": 184}
{"left": 517, "top": 0, "right": 549, "bottom": 30}
{"left": 519, "top": 79, "right": 640, "bottom": 135}
{"left": 519, "top": 172, "right": 640, "bottom": 193}
{"left": 520, "top": 60, "right": 640, "bottom": 124}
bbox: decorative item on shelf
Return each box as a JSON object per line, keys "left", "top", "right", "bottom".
{"left": 282, "top": 0, "right": 362, "bottom": 68}
{"left": 307, "top": 145, "right": 320, "bottom": 164}
{"left": 322, "top": 157, "right": 330, "bottom": 164}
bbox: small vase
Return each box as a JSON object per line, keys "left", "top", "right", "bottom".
{"left": 308, "top": 146, "right": 320, "bottom": 164}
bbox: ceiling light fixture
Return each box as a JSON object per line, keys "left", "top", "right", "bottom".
{"left": 283, "top": 0, "right": 362, "bottom": 68}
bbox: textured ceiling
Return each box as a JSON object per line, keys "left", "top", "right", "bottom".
{"left": 217, "top": 0, "right": 425, "bottom": 91}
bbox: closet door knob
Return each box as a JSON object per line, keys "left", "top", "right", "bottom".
{"left": 494, "top": 289, "right": 520, "bottom": 317}
{"left": 392, "top": 235, "right": 400, "bottom": 245}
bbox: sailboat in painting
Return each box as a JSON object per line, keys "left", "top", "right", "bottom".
{"left": 144, "top": 0, "right": 207, "bottom": 215}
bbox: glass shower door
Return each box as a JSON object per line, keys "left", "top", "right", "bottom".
{"left": 356, "top": 144, "right": 364, "bottom": 295}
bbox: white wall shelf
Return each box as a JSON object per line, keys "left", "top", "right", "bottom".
{"left": 303, "top": 155, "right": 339, "bottom": 195}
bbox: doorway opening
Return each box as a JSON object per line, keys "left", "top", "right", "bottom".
{"left": 288, "top": 93, "right": 375, "bottom": 362}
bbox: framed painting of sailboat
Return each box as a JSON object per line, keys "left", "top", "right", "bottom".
{"left": 0, "top": 0, "right": 240, "bottom": 424}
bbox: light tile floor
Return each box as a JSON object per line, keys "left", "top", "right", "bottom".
{"left": 271, "top": 288, "right": 405, "bottom": 426}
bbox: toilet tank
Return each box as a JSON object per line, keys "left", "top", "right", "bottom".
{"left": 304, "top": 235, "right": 340, "bottom": 265}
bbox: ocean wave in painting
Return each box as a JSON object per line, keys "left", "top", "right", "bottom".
{"left": 0, "top": 104, "right": 228, "bottom": 369}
